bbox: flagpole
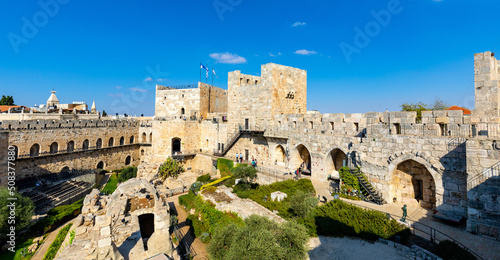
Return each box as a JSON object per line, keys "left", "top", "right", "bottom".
{"left": 199, "top": 62, "right": 201, "bottom": 83}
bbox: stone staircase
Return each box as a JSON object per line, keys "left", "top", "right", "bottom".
{"left": 214, "top": 130, "right": 242, "bottom": 157}
{"left": 350, "top": 168, "right": 386, "bottom": 205}
{"left": 467, "top": 161, "right": 500, "bottom": 190}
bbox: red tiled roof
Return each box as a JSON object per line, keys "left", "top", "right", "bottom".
{"left": 0, "top": 105, "right": 21, "bottom": 113}
{"left": 447, "top": 105, "right": 471, "bottom": 115}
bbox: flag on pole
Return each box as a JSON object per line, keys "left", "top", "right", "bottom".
{"left": 200, "top": 63, "right": 209, "bottom": 79}
{"left": 212, "top": 68, "right": 218, "bottom": 79}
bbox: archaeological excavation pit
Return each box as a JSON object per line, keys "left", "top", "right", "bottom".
{"left": 138, "top": 213, "right": 155, "bottom": 250}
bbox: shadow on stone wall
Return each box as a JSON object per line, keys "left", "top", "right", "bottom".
{"left": 467, "top": 176, "right": 500, "bottom": 240}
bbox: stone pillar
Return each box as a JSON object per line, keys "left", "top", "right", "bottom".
{"left": 473, "top": 51, "right": 500, "bottom": 122}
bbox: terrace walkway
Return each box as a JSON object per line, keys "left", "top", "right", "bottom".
{"left": 310, "top": 179, "right": 500, "bottom": 260}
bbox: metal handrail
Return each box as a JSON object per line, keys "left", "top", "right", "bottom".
{"left": 467, "top": 161, "right": 500, "bottom": 190}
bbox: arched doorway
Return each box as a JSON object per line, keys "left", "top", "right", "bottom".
{"left": 125, "top": 156, "right": 131, "bottom": 165}
{"left": 60, "top": 166, "right": 70, "bottom": 174}
{"left": 97, "top": 161, "right": 105, "bottom": 169}
{"left": 149, "top": 133, "right": 153, "bottom": 143}
{"left": 119, "top": 136, "right": 125, "bottom": 146}
{"left": 130, "top": 136, "right": 134, "bottom": 144}
{"left": 325, "top": 148, "right": 348, "bottom": 179}
{"left": 391, "top": 160, "right": 436, "bottom": 209}
{"left": 172, "top": 138, "right": 181, "bottom": 154}
{"left": 141, "top": 149, "right": 145, "bottom": 156}
{"left": 30, "top": 144, "right": 40, "bottom": 157}
{"left": 82, "top": 139, "right": 89, "bottom": 150}
{"left": 142, "top": 132, "right": 147, "bottom": 143}
{"left": 50, "top": 142, "right": 58, "bottom": 154}
{"left": 274, "top": 145, "right": 286, "bottom": 166}
{"left": 291, "top": 144, "right": 311, "bottom": 175}
{"left": 108, "top": 137, "right": 114, "bottom": 147}
{"left": 138, "top": 213, "right": 155, "bottom": 249}
{"left": 96, "top": 138, "right": 102, "bottom": 149}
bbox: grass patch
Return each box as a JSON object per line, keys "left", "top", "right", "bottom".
{"left": 42, "top": 223, "right": 72, "bottom": 260}
{"left": 101, "top": 173, "right": 118, "bottom": 195}
{"left": 217, "top": 158, "right": 234, "bottom": 177}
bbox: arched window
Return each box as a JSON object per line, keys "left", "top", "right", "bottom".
{"left": 108, "top": 137, "right": 114, "bottom": 147}
{"left": 142, "top": 132, "right": 147, "bottom": 143}
{"left": 30, "top": 144, "right": 40, "bottom": 157}
{"left": 67, "top": 141, "right": 75, "bottom": 152}
{"left": 125, "top": 155, "right": 131, "bottom": 165}
{"left": 130, "top": 136, "right": 134, "bottom": 144}
{"left": 149, "top": 133, "right": 153, "bottom": 143}
{"left": 50, "top": 142, "right": 58, "bottom": 154}
{"left": 119, "top": 136, "right": 125, "bottom": 146}
{"left": 141, "top": 149, "right": 145, "bottom": 156}
{"left": 82, "top": 139, "right": 89, "bottom": 150}
{"left": 96, "top": 138, "right": 102, "bottom": 149}
{"left": 181, "top": 108, "right": 185, "bottom": 115}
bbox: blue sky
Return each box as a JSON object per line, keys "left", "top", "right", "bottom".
{"left": 1, "top": 0, "right": 499, "bottom": 116}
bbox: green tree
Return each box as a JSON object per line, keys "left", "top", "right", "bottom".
{"left": 102, "top": 110, "right": 107, "bottom": 117}
{"left": 158, "top": 158, "right": 185, "bottom": 179}
{"left": 0, "top": 95, "right": 16, "bottom": 105}
{"left": 207, "top": 215, "right": 309, "bottom": 260}
{"left": 400, "top": 102, "right": 428, "bottom": 122}
{"left": 0, "top": 188, "right": 35, "bottom": 234}
{"left": 232, "top": 164, "right": 257, "bottom": 186}
{"left": 117, "top": 166, "right": 137, "bottom": 182}
{"left": 289, "top": 190, "right": 319, "bottom": 218}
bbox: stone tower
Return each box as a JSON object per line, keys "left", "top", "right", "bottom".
{"left": 47, "top": 90, "right": 59, "bottom": 108}
{"left": 91, "top": 101, "right": 96, "bottom": 113}
{"left": 473, "top": 51, "right": 500, "bottom": 122}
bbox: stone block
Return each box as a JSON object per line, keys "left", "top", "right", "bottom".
{"left": 98, "top": 237, "right": 111, "bottom": 248}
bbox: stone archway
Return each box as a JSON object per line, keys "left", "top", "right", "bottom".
{"left": 274, "top": 145, "right": 286, "bottom": 166}
{"left": 291, "top": 143, "right": 312, "bottom": 175}
{"left": 324, "top": 147, "right": 348, "bottom": 179}
{"left": 391, "top": 159, "right": 437, "bottom": 209}
{"left": 97, "top": 161, "right": 105, "bottom": 170}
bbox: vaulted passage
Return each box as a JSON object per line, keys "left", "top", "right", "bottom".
{"left": 325, "top": 148, "right": 347, "bottom": 179}
{"left": 292, "top": 144, "right": 311, "bottom": 175}
{"left": 138, "top": 213, "right": 155, "bottom": 250}
{"left": 391, "top": 160, "right": 436, "bottom": 209}
{"left": 172, "top": 138, "right": 181, "bottom": 154}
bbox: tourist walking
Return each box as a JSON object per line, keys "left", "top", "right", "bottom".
{"left": 236, "top": 153, "right": 239, "bottom": 163}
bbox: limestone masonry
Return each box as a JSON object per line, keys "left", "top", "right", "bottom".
{"left": 2, "top": 53, "right": 500, "bottom": 240}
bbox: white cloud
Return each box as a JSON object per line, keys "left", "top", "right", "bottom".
{"left": 129, "top": 87, "right": 148, "bottom": 93}
{"left": 292, "top": 22, "right": 307, "bottom": 27}
{"left": 116, "top": 86, "right": 122, "bottom": 89}
{"left": 294, "top": 49, "right": 318, "bottom": 55}
{"left": 108, "top": 93, "right": 123, "bottom": 98}
{"left": 269, "top": 52, "right": 283, "bottom": 57}
{"left": 144, "top": 77, "right": 153, "bottom": 82}
{"left": 209, "top": 52, "right": 247, "bottom": 64}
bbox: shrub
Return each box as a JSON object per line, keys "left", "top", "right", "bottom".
{"left": 313, "top": 200, "right": 410, "bottom": 243}
{"left": 231, "top": 164, "right": 257, "bottom": 187}
{"left": 159, "top": 158, "right": 185, "bottom": 179}
{"left": 117, "top": 166, "right": 137, "bottom": 182}
{"left": 207, "top": 215, "right": 309, "bottom": 260}
{"left": 42, "top": 223, "right": 72, "bottom": 260}
{"left": 0, "top": 188, "right": 34, "bottom": 234}
{"left": 179, "top": 191, "right": 243, "bottom": 243}
{"left": 289, "top": 190, "right": 318, "bottom": 218}
{"left": 435, "top": 240, "right": 477, "bottom": 260}
{"left": 196, "top": 174, "right": 211, "bottom": 183}
{"left": 217, "top": 158, "right": 234, "bottom": 176}
{"left": 339, "top": 167, "right": 360, "bottom": 191}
